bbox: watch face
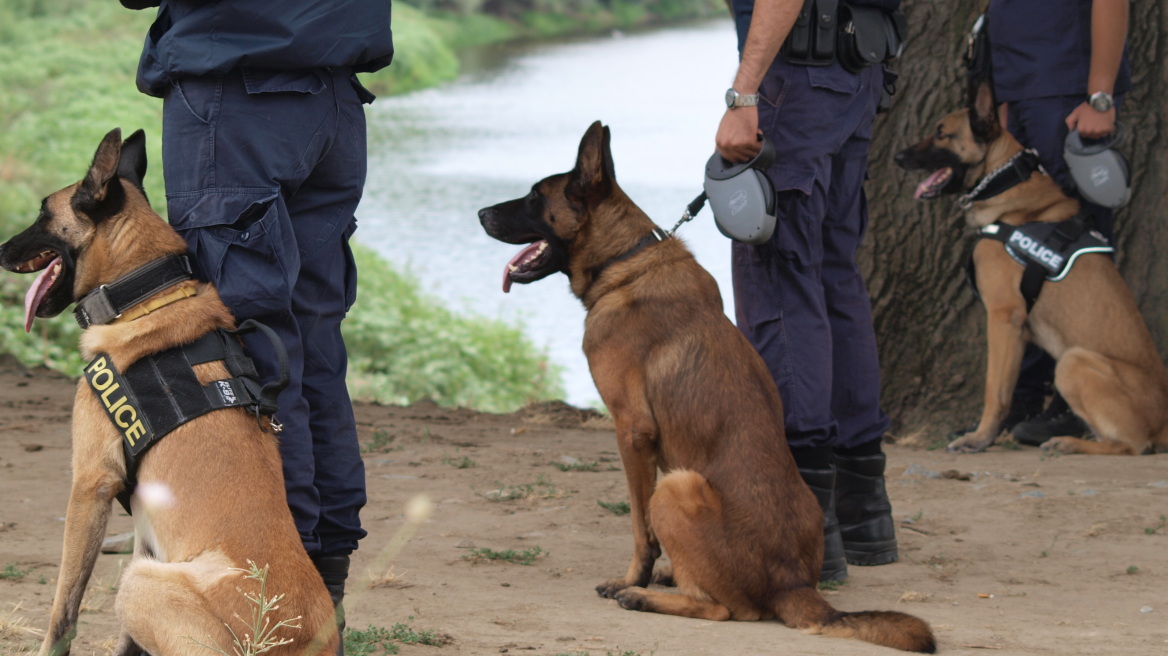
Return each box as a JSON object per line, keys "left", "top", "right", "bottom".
{"left": 725, "top": 88, "right": 737, "bottom": 108}
{"left": 1090, "top": 93, "right": 1113, "bottom": 112}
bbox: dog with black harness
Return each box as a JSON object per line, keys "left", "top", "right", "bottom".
{"left": 894, "top": 83, "right": 1168, "bottom": 456}
{"left": 0, "top": 128, "right": 338, "bottom": 656}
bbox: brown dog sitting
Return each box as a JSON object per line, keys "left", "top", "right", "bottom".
{"left": 895, "top": 84, "right": 1168, "bottom": 455}
{"left": 478, "top": 121, "right": 935, "bottom": 652}
{"left": 0, "top": 129, "right": 337, "bottom": 656}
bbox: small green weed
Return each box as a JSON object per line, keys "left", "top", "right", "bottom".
{"left": 552, "top": 460, "right": 600, "bottom": 472}
{"left": 0, "top": 563, "right": 32, "bottom": 581}
{"left": 478, "top": 476, "right": 569, "bottom": 502}
{"left": 443, "top": 456, "right": 477, "bottom": 469}
{"left": 597, "top": 500, "right": 631, "bottom": 516}
{"left": 1143, "top": 514, "right": 1166, "bottom": 535}
{"left": 464, "top": 546, "right": 546, "bottom": 566}
{"left": 1126, "top": 565, "right": 1140, "bottom": 575}
{"left": 344, "top": 620, "right": 449, "bottom": 655}
{"left": 189, "top": 561, "right": 302, "bottom": 656}
{"left": 817, "top": 578, "right": 846, "bottom": 592}
{"left": 362, "top": 428, "right": 396, "bottom": 454}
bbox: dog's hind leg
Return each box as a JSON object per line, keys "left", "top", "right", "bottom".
{"left": 615, "top": 470, "right": 765, "bottom": 621}
{"left": 1047, "top": 348, "right": 1152, "bottom": 455}
{"left": 116, "top": 555, "right": 239, "bottom": 656}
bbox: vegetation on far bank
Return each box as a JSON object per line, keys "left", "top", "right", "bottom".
{"left": 0, "top": 0, "right": 721, "bottom": 411}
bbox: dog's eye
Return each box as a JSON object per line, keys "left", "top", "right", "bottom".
{"left": 934, "top": 127, "right": 947, "bottom": 141}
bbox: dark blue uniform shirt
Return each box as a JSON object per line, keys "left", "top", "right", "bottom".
{"left": 988, "top": 0, "right": 1131, "bottom": 103}
{"left": 136, "top": 0, "right": 394, "bottom": 97}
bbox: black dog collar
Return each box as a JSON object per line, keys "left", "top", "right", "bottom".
{"left": 73, "top": 254, "right": 193, "bottom": 329}
{"left": 959, "top": 149, "right": 1045, "bottom": 210}
{"left": 589, "top": 228, "right": 669, "bottom": 281}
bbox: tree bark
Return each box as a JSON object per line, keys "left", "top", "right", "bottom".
{"left": 864, "top": 0, "right": 1166, "bottom": 439}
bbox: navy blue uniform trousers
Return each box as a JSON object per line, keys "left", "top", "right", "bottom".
{"left": 161, "top": 66, "right": 368, "bottom": 557}
{"left": 732, "top": 60, "right": 891, "bottom": 451}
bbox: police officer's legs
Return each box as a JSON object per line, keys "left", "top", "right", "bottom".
{"left": 821, "top": 130, "right": 896, "bottom": 566}
{"left": 161, "top": 68, "right": 366, "bottom": 652}
{"left": 732, "top": 62, "right": 843, "bottom": 580}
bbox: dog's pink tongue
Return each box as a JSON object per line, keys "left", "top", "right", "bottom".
{"left": 502, "top": 242, "right": 546, "bottom": 294}
{"left": 914, "top": 169, "right": 950, "bottom": 200}
{"left": 23, "top": 257, "right": 61, "bottom": 333}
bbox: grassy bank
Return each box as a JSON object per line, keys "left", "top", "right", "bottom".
{"left": 0, "top": 0, "right": 719, "bottom": 410}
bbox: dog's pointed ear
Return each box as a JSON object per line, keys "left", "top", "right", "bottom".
{"left": 567, "top": 121, "right": 614, "bottom": 203}
{"left": 118, "top": 129, "right": 148, "bottom": 190}
{"left": 75, "top": 128, "right": 124, "bottom": 215}
{"left": 968, "top": 81, "right": 1001, "bottom": 143}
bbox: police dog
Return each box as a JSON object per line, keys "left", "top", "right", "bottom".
{"left": 0, "top": 130, "right": 337, "bottom": 656}
{"left": 478, "top": 121, "right": 934, "bottom": 652}
{"left": 895, "top": 85, "right": 1168, "bottom": 455}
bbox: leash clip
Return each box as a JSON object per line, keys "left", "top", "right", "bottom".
{"left": 669, "top": 191, "right": 710, "bottom": 236}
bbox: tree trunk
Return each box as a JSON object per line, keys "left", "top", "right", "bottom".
{"left": 864, "top": 0, "right": 1167, "bottom": 440}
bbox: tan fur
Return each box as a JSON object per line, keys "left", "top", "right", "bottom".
{"left": 479, "top": 122, "right": 935, "bottom": 653}
{"left": 897, "top": 102, "right": 1168, "bottom": 455}
{"left": 3, "top": 130, "right": 336, "bottom": 656}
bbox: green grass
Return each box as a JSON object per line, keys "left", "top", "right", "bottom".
{"left": 464, "top": 546, "right": 546, "bottom": 565}
{"left": 1144, "top": 515, "right": 1166, "bottom": 535}
{"left": 0, "top": 563, "right": 32, "bottom": 581}
{"left": 552, "top": 459, "right": 601, "bottom": 472}
{"left": 597, "top": 499, "right": 630, "bottom": 516}
{"left": 443, "top": 455, "right": 478, "bottom": 469}
{"left": 478, "top": 476, "right": 569, "bottom": 501}
{"left": 344, "top": 621, "right": 449, "bottom": 656}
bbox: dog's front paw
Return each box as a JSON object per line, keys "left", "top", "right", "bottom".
{"left": 1040, "top": 437, "right": 1076, "bottom": 454}
{"left": 947, "top": 432, "right": 994, "bottom": 453}
{"left": 614, "top": 586, "right": 650, "bottom": 611}
{"left": 596, "top": 578, "right": 632, "bottom": 599}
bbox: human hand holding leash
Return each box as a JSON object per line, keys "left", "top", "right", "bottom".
{"left": 1065, "top": 101, "right": 1116, "bottom": 140}
{"left": 716, "top": 105, "right": 763, "bottom": 163}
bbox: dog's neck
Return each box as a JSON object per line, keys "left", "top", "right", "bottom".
{"left": 569, "top": 203, "right": 672, "bottom": 305}
{"left": 73, "top": 254, "right": 195, "bottom": 329}
{"left": 963, "top": 137, "right": 1079, "bottom": 228}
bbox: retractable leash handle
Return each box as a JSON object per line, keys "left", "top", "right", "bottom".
{"left": 1064, "top": 121, "right": 1132, "bottom": 209}
{"left": 702, "top": 137, "right": 778, "bottom": 244}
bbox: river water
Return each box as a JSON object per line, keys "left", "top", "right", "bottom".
{"left": 360, "top": 19, "right": 740, "bottom": 407}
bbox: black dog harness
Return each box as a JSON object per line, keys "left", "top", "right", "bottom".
{"left": 75, "top": 255, "right": 289, "bottom": 513}
{"left": 966, "top": 211, "right": 1114, "bottom": 311}
{"left": 86, "top": 321, "right": 288, "bottom": 514}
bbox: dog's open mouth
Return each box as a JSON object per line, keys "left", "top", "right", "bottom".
{"left": 914, "top": 168, "right": 953, "bottom": 200}
{"left": 503, "top": 240, "right": 551, "bottom": 293}
{"left": 16, "top": 250, "right": 64, "bottom": 333}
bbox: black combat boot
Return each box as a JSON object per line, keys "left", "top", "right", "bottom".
{"left": 834, "top": 452, "right": 898, "bottom": 566}
{"left": 313, "top": 554, "right": 350, "bottom": 656}
{"left": 797, "top": 466, "right": 848, "bottom": 584}
{"left": 1012, "top": 392, "right": 1088, "bottom": 446}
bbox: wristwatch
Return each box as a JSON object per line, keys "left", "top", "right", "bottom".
{"left": 725, "top": 87, "right": 759, "bottom": 109}
{"left": 1088, "top": 91, "right": 1114, "bottom": 112}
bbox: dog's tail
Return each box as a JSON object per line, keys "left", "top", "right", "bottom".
{"left": 775, "top": 587, "right": 936, "bottom": 653}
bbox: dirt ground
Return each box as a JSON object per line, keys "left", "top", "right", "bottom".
{"left": 1, "top": 357, "right": 1166, "bottom": 656}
